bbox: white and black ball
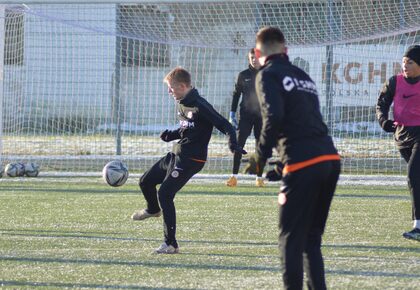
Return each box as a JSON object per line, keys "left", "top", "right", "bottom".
{"left": 102, "top": 160, "right": 129, "bottom": 187}
{"left": 25, "top": 162, "right": 40, "bottom": 177}
{"left": 5, "top": 162, "right": 25, "bottom": 177}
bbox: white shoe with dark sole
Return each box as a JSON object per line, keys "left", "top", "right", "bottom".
{"left": 131, "top": 209, "right": 161, "bottom": 221}
{"left": 154, "top": 243, "right": 179, "bottom": 254}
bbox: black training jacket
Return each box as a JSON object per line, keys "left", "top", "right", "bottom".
{"left": 170, "top": 88, "right": 236, "bottom": 161}
{"left": 231, "top": 65, "right": 261, "bottom": 118}
{"left": 256, "top": 54, "right": 337, "bottom": 165}
{"left": 376, "top": 75, "right": 420, "bottom": 149}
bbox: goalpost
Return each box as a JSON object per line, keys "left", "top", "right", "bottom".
{"left": 1, "top": 0, "right": 419, "bottom": 176}
{"left": 0, "top": 5, "right": 4, "bottom": 168}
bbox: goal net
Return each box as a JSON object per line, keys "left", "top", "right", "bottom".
{"left": 1, "top": 1, "right": 420, "bottom": 176}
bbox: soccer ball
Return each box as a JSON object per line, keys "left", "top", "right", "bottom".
{"left": 25, "top": 162, "right": 40, "bottom": 177}
{"left": 102, "top": 160, "right": 129, "bottom": 187}
{"left": 5, "top": 162, "right": 25, "bottom": 177}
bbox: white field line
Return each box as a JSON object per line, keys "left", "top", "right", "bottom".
{"left": 0, "top": 173, "right": 407, "bottom": 186}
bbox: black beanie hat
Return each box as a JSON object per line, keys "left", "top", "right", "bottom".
{"left": 403, "top": 45, "right": 420, "bottom": 65}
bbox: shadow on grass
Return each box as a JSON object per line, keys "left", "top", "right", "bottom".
{"left": 1, "top": 256, "right": 418, "bottom": 280}
{"left": 334, "top": 194, "right": 409, "bottom": 200}
{"left": 0, "top": 186, "right": 273, "bottom": 196}
{"left": 0, "top": 186, "right": 134, "bottom": 195}
{"left": 324, "top": 243, "right": 420, "bottom": 254}
{"left": 180, "top": 251, "right": 278, "bottom": 259}
{"left": 0, "top": 228, "right": 125, "bottom": 235}
{"left": 0, "top": 186, "right": 410, "bottom": 199}
{"left": 0, "top": 280, "right": 191, "bottom": 289}
{"left": 5, "top": 229, "right": 418, "bottom": 253}
{"left": 327, "top": 269, "right": 420, "bottom": 279}
{"left": 0, "top": 255, "right": 279, "bottom": 272}
{"left": 0, "top": 229, "right": 158, "bottom": 243}
{"left": 0, "top": 228, "right": 276, "bottom": 247}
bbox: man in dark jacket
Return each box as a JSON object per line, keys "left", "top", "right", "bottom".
{"left": 376, "top": 45, "right": 420, "bottom": 242}
{"left": 226, "top": 48, "right": 265, "bottom": 187}
{"left": 131, "top": 67, "right": 246, "bottom": 254}
{"left": 254, "top": 27, "right": 341, "bottom": 289}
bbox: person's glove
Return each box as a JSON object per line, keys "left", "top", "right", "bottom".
{"left": 229, "top": 143, "right": 247, "bottom": 155}
{"left": 229, "top": 111, "right": 238, "bottom": 130}
{"left": 381, "top": 119, "right": 396, "bottom": 133}
{"left": 266, "top": 162, "right": 284, "bottom": 181}
{"left": 160, "top": 129, "right": 179, "bottom": 142}
{"left": 228, "top": 136, "right": 247, "bottom": 155}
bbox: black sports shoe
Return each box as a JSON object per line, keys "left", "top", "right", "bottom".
{"left": 402, "top": 228, "right": 420, "bottom": 241}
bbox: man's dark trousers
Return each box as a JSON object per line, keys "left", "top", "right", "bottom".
{"left": 279, "top": 160, "right": 340, "bottom": 290}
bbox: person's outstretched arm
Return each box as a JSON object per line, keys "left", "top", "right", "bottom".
{"left": 200, "top": 100, "right": 247, "bottom": 154}
{"left": 160, "top": 128, "right": 181, "bottom": 142}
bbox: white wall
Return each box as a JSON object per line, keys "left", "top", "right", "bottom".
{"left": 22, "top": 4, "right": 116, "bottom": 121}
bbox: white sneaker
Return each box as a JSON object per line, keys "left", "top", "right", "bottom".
{"left": 131, "top": 209, "right": 161, "bottom": 221}
{"left": 154, "top": 243, "right": 179, "bottom": 254}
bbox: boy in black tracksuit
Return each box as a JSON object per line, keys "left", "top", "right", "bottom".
{"left": 376, "top": 45, "right": 420, "bottom": 241}
{"left": 131, "top": 67, "right": 245, "bottom": 254}
{"left": 227, "top": 49, "right": 265, "bottom": 187}
{"left": 255, "top": 27, "right": 341, "bottom": 289}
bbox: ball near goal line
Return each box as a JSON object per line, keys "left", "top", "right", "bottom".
{"left": 5, "top": 163, "right": 25, "bottom": 177}
{"left": 3, "top": 162, "right": 40, "bottom": 177}
{"left": 24, "top": 162, "right": 40, "bottom": 177}
{"left": 102, "top": 160, "right": 129, "bottom": 187}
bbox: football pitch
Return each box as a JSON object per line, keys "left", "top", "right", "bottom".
{"left": 0, "top": 178, "right": 419, "bottom": 289}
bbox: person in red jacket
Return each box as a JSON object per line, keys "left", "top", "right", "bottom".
{"left": 376, "top": 45, "right": 420, "bottom": 241}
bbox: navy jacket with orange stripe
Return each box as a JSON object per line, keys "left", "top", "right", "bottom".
{"left": 256, "top": 54, "right": 338, "bottom": 167}
{"left": 169, "top": 88, "right": 236, "bottom": 161}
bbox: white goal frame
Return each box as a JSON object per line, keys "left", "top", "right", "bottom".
{"left": 0, "top": 0, "right": 419, "bottom": 179}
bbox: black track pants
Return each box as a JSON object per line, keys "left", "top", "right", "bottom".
{"left": 278, "top": 160, "right": 340, "bottom": 290}
{"left": 399, "top": 142, "right": 420, "bottom": 220}
{"left": 232, "top": 115, "right": 262, "bottom": 175}
{"left": 139, "top": 153, "right": 204, "bottom": 247}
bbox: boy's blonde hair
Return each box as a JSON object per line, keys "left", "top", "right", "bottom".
{"left": 164, "top": 67, "right": 191, "bottom": 86}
